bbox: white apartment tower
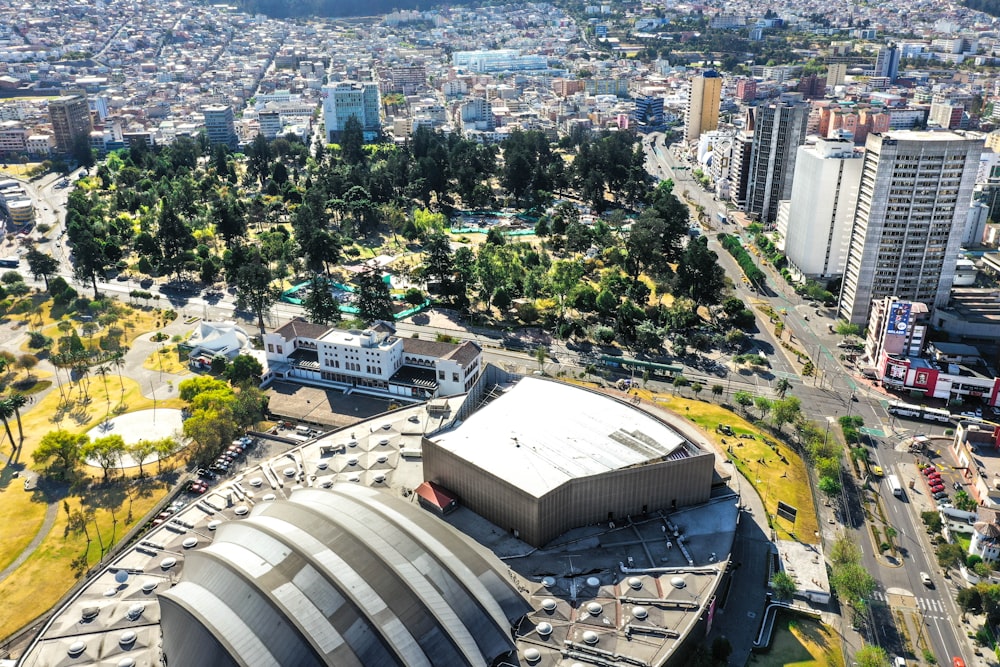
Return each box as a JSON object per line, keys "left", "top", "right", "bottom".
{"left": 745, "top": 103, "right": 809, "bottom": 224}
{"left": 778, "top": 137, "right": 863, "bottom": 280}
{"left": 684, "top": 70, "right": 722, "bottom": 143}
{"left": 837, "top": 131, "right": 984, "bottom": 326}
{"left": 322, "top": 81, "right": 381, "bottom": 142}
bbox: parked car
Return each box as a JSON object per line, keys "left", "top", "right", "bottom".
{"left": 922, "top": 466, "right": 937, "bottom": 476}
{"left": 187, "top": 482, "right": 207, "bottom": 495}
{"left": 196, "top": 467, "right": 217, "bottom": 480}
{"left": 953, "top": 481, "right": 963, "bottom": 491}
{"left": 920, "top": 572, "right": 933, "bottom": 587}
{"left": 933, "top": 491, "right": 949, "bottom": 500}
{"left": 930, "top": 485, "right": 945, "bottom": 494}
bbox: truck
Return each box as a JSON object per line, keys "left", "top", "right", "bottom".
{"left": 888, "top": 474, "right": 903, "bottom": 497}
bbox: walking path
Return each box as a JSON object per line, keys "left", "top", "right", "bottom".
{"left": 0, "top": 501, "right": 57, "bottom": 584}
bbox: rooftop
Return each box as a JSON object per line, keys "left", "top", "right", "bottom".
{"left": 432, "top": 377, "right": 691, "bottom": 498}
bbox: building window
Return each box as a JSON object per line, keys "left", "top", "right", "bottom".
{"left": 438, "top": 370, "right": 445, "bottom": 380}
{"left": 452, "top": 372, "right": 459, "bottom": 382}
{"left": 276, "top": 346, "right": 282, "bottom": 354}
{"left": 267, "top": 344, "right": 274, "bottom": 352}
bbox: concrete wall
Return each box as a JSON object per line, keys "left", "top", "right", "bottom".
{"left": 423, "top": 438, "right": 715, "bottom": 547}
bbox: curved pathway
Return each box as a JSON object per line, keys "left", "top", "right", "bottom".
{"left": 0, "top": 500, "right": 58, "bottom": 584}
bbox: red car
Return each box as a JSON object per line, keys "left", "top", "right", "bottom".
{"left": 922, "top": 467, "right": 937, "bottom": 476}
{"left": 930, "top": 485, "right": 945, "bottom": 493}
{"left": 187, "top": 482, "right": 207, "bottom": 494}
{"left": 926, "top": 474, "right": 942, "bottom": 483}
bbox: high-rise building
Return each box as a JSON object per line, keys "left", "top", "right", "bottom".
{"left": 735, "top": 78, "right": 757, "bottom": 103}
{"left": 632, "top": 96, "right": 664, "bottom": 133}
{"left": 837, "top": 131, "right": 983, "bottom": 326}
{"left": 48, "top": 94, "right": 93, "bottom": 154}
{"left": 201, "top": 104, "right": 238, "bottom": 150}
{"left": 684, "top": 70, "right": 722, "bottom": 142}
{"left": 777, "top": 137, "right": 863, "bottom": 280}
{"left": 796, "top": 74, "right": 826, "bottom": 100}
{"left": 745, "top": 103, "right": 809, "bottom": 224}
{"left": 873, "top": 44, "right": 901, "bottom": 82}
{"left": 826, "top": 63, "right": 848, "bottom": 88}
{"left": 322, "top": 81, "right": 381, "bottom": 142}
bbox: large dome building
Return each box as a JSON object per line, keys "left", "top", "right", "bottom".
{"left": 158, "top": 486, "right": 531, "bottom": 666}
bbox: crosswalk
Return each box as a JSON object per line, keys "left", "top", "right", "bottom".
{"left": 870, "top": 590, "right": 947, "bottom": 618}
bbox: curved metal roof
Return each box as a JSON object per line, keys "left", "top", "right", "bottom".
{"left": 158, "top": 485, "right": 530, "bottom": 667}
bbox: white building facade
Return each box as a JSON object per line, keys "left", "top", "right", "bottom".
{"left": 778, "top": 137, "right": 863, "bottom": 280}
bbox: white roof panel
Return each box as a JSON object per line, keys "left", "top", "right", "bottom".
{"left": 432, "top": 377, "right": 688, "bottom": 497}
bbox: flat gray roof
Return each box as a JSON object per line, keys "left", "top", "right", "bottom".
{"left": 432, "top": 377, "right": 689, "bottom": 498}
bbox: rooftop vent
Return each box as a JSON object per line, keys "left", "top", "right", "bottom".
{"left": 524, "top": 648, "right": 541, "bottom": 663}
{"left": 582, "top": 630, "right": 599, "bottom": 645}
{"left": 628, "top": 576, "right": 643, "bottom": 590}
{"left": 633, "top": 606, "right": 648, "bottom": 620}
{"left": 587, "top": 602, "right": 602, "bottom": 616}
{"left": 536, "top": 622, "right": 553, "bottom": 636}
{"left": 68, "top": 641, "right": 86, "bottom": 657}
{"left": 671, "top": 576, "right": 687, "bottom": 589}
{"left": 541, "top": 598, "right": 557, "bottom": 611}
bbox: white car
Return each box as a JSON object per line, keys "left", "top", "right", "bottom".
{"left": 920, "top": 572, "right": 933, "bottom": 587}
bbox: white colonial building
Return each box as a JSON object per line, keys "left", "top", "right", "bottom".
{"left": 263, "top": 319, "right": 482, "bottom": 401}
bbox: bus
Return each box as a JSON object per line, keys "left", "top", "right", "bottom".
{"left": 887, "top": 401, "right": 952, "bottom": 424}
{"left": 0, "top": 257, "right": 19, "bottom": 268}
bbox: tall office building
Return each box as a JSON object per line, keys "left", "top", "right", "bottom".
{"left": 837, "top": 131, "right": 983, "bottom": 326}
{"left": 632, "top": 96, "right": 665, "bottom": 133}
{"left": 322, "top": 81, "right": 381, "bottom": 142}
{"left": 745, "top": 103, "right": 809, "bottom": 224}
{"left": 201, "top": 104, "right": 238, "bottom": 150}
{"left": 873, "top": 44, "right": 900, "bottom": 83}
{"left": 777, "top": 137, "right": 863, "bottom": 280}
{"left": 48, "top": 94, "right": 93, "bottom": 154}
{"left": 684, "top": 70, "right": 722, "bottom": 142}
{"left": 736, "top": 78, "right": 756, "bottom": 103}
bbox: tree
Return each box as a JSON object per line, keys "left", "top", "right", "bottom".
{"left": 535, "top": 345, "right": 547, "bottom": 371}
{"left": 691, "top": 382, "right": 703, "bottom": 399}
{"left": 355, "top": 264, "right": 394, "bottom": 323}
{"left": 854, "top": 645, "right": 890, "bottom": 667}
{"left": 771, "top": 571, "right": 797, "bottom": 600}
{"left": 7, "top": 392, "right": 26, "bottom": 447}
{"left": 0, "top": 399, "right": 14, "bottom": 452}
{"left": 937, "top": 542, "right": 967, "bottom": 569}
{"left": 225, "top": 354, "right": 264, "bottom": 386}
{"left": 754, "top": 396, "right": 772, "bottom": 420}
{"left": 954, "top": 489, "right": 978, "bottom": 512}
{"left": 302, "top": 275, "right": 342, "bottom": 325}
{"left": 549, "top": 260, "right": 585, "bottom": 319}
{"left": 33, "top": 430, "right": 87, "bottom": 477}
{"left": 233, "top": 247, "right": 279, "bottom": 341}
{"left": 819, "top": 475, "right": 841, "bottom": 496}
{"left": 422, "top": 231, "right": 455, "bottom": 297}
{"left": 771, "top": 396, "right": 802, "bottom": 429}
{"left": 128, "top": 439, "right": 158, "bottom": 478}
{"left": 835, "top": 320, "right": 862, "bottom": 337}
{"left": 733, "top": 391, "right": 753, "bottom": 413}
{"left": 830, "top": 561, "right": 876, "bottom": 610}
{"left": 711, "top": 384, "right": 724, "bottom": 399}
{"left": 83, "top": 434, "right": 127, "bottom": 482}
{"left": 674, "top": 236, "right": 726, "bottom": 305}
{"left": 775, "top": 378, "right": 792, "bottom": 399}
{"left": 25, "top": 249, "right": 58, "bottom": 290}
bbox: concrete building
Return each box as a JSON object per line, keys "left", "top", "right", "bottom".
{"left": 424, "top": 378, "right": 716, "bottom": 547}
{"left": 778, "top": 137, "right": 863, "bottom": 280}
{"left": 745, "top": 103, "right": 809, "bottom": 224}
{"left": 201, "top": 104, "right": 238, "bottom": 150}
{"left": 322, "top": 81, "right": 381, "bottom": 142}
{"left": 263, "top": 319, "right": 482, "bottom": 401}
{"left": 683, "top": 70, "right": 722, "bottom": 143}
{"left": 873, "top": 43, "right": 901, "bottom": 82}
{"left": 47, "top": 94, "right": 93, "bottom": 154}
{"left": 827, "top": 63, "right": 848, "bottom": 88}
{"left": 838, "top": 131, "right": 984, "bottom": 326}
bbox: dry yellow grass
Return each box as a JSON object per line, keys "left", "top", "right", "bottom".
{"left": 646, "top": 391, "right": 820, "bottom": 543}
{"left": 141, "top": 344, "right": 189, "bottom": 375}
{"left": 0, "top": 475, "right": 48, "bottom": 573}
{"left": 0, "top": 482, "right": 167, "bottom": 640}
{"left": 562, "top": 378, "right": 821, "bottom": 545}
{"left": 755, "top": 613, "right": 845, "bottom": 667}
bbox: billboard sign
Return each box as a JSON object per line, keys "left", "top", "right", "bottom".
{"left": 886, "top": 301, "right": 911, "bottom": 337}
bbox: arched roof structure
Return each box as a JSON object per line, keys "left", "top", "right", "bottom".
{"left": 158, "top": 485, "right": 530, "bottom": 667}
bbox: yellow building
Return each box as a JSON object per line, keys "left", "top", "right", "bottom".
{"left": 684, "top": 70, "right": 722, "bottom": 142}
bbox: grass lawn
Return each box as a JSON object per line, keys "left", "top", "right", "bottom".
{"left": 142, "top": 343, "right": 190, "bottom": 375}
{"left": 754, "top": 612, "right": 844, "bottom": 667}
{"left": 0, "top": 370, "right": 185, "bottom": 641}
{"left": 955, "top": 532, "right": 972, "bottom": 553}
{"left": 634, "top": 388, "right": 820, "bottom": 544}
{"left": 0, "top": 479, "right": 168, "bottom": 640}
